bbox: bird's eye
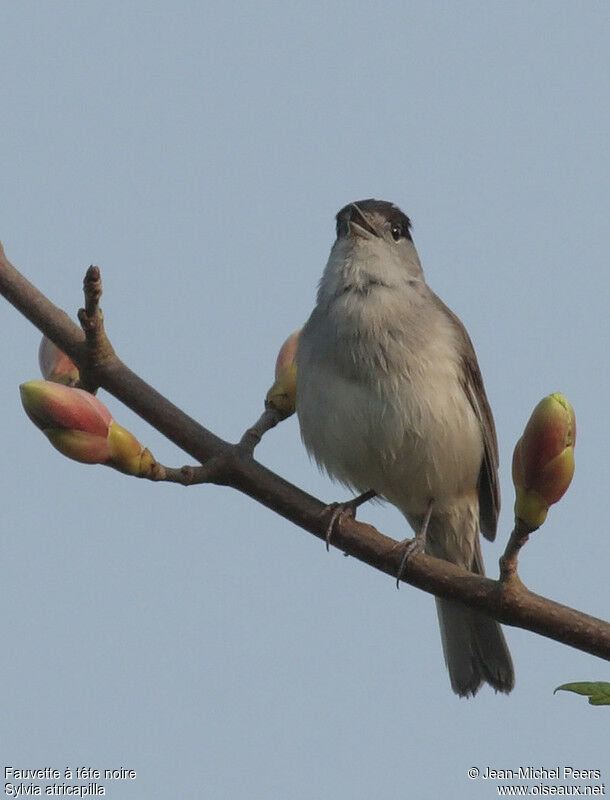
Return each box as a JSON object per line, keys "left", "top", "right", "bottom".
{"left": 391, "top": 225, "right": 402, "bottom": 241}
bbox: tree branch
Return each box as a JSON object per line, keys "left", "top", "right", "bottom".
{"left": 1, "top": 242, "right": 609, "bottom": 662}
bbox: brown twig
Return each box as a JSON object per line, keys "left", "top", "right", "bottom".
{"left": 148, "top": 454, "right": 235, "bottom": 485}
{"left": 140, "top": 407, "right": 281, "bottom": 484}
{"left": 1, "top": 242, "right": 609, "bottom": 662}
{"left": 238, "top": 406, "right": 283, "bottom": 454}
{"left": 500, "top": 517, "right": 534, "bottom": 583}
{"left": 76, "top": 266, "right": 115, "bottom": 391}
{"left": 140, "top": 404, "right": 283, "bottom": 484}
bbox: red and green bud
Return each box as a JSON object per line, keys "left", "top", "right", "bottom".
{"left": 265, "top": 328, "right": 301, "bottom": 419}
{"left": 21, "top": 380, "right": 111, "bottom": 438}
{"left": 106, "top": 421, "right": 155, "bottom": 477}
{"left": 38, "top": 336, "right": 80, "bottom": 386}
{"left": 512, "top": 392, "right": 576, "bottom": 530}
{"left": 19, "top": 380, "right": 155, "bottom": 477}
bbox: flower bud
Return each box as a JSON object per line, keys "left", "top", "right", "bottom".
{"left": 19, "top": 380, "right": 155, "bottom": 477}
{"left": 21, "top": 380, "right": 112, "bottom": 438}
{"left": 512, "top": 392, "right": 576, "bottom": 530}
{"left": 265, "top": 328, "right": 301, "bottom": 419}
{"left": 38, "top": 336, "right": 80, "bottom": 386}
{"left": 106, "top": 421, "right": 156, "bottom": 477}
{"left": 44, "top": 428, "right": 113, "bottom": 464}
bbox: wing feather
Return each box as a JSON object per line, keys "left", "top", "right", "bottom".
{"left": 431, "top": 293, "right": 500, "bottom": 540}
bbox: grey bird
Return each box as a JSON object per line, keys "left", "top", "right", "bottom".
{"left": 296, "top": 199, "right": 514, "bottom": 696}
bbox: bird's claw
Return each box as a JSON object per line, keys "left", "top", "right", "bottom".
{"left": 395, "top": 498, "right": 434, "bottom": 588}
{"left": 395, "top": 535, "right": 426, "bottom": 588}
{"left": 324, "top": 503, "right": 352, "bottom": 551}
{"left": 323, "top": 489, "right": 376, "bottom": 552}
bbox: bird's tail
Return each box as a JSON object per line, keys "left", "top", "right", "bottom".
{"left": 425, "top": 511, "right": 514, "bottom": 697}
{"left": 435, "top": 595, "right": 514, "bottom": 697}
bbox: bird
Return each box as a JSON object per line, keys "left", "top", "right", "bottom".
{"left": 296, "top": 199, "right": 514, "bottom": 696}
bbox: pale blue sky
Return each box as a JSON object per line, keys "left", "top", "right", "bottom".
{"left": 2, "top": 3, "right": 608, "bottom": 798}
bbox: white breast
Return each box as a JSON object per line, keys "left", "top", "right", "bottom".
{"left": 296, "top": 288, "right": 483, "bottom": 518}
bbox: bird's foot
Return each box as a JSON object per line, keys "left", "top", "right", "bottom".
{"left": 323, "top": 489, "right": 377, "bottom": 552}
{"left": 395, "top": 499, "right": 434, "bottom": 588}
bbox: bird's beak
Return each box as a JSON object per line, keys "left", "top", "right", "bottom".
{"left": 348, "top": 203, "right": 379, "bottom": 240}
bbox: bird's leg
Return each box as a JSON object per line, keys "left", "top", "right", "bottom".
{"left": 323, "top": 489, "right": 377, "bottom": 551}
{"left": 395, "top": 499, "right": 434, "bottom": 588}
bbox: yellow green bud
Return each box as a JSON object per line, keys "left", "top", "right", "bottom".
{"left": 265, "top": 328, "right": 301, "bottom": 419}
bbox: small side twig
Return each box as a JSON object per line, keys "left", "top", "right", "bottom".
{"left": 77, "top": 266, "right": 115, "bottom": 390}
{"left": 237, "top": 406, "right": 283, "bottom": 454}
{"left": 82, "top": 264, "right": 103, "bottom": 319}
{"left": 499, "top": 517, "right": 533, "bottom": 582}
{"left": 147, "top": 453, "right": 235, "bottom": 486}
{"left": 146, "top": 403, "right": 285, "bottom": 487}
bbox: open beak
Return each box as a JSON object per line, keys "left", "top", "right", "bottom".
{"left": 348, "top": 203, "right": 379, "bottom": 239}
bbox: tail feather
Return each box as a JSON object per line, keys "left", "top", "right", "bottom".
{"left": 435, "top": 597, "right": 514, "bottom": 697}
{"left": 422, "top": 507, "right": 515, "bottom": 696}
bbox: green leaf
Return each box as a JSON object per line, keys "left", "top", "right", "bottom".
{"left": 554, "top": 682, "right": 610, "bottom": 706}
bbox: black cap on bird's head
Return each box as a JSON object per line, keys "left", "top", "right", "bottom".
{"left": 335, "top": 199, "right": 412, "bottom": 243}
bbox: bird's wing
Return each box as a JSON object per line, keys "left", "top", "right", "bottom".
{"left": 432, "top": 293, "right": 500, "bottom": 540}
